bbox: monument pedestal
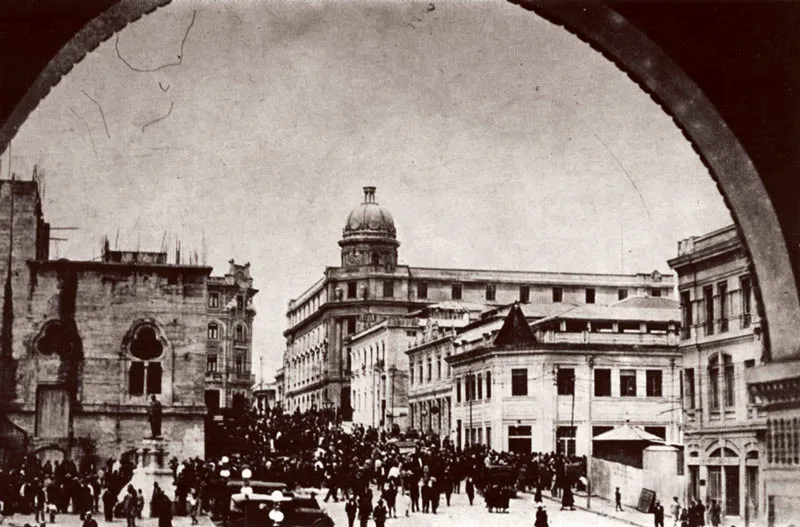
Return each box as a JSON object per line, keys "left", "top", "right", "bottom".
{"left": 117, "top": 438, "right": 175, "bottom": 518}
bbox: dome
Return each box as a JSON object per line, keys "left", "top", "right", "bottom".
{"left": 342, "top": 186, "right": 396, "bottom": 239}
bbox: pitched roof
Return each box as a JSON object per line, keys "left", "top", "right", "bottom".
{"left": 593, "top": 423, "right": 665, "bottom": 442}
{"left": 494, "top": 304, "right": 537, "bottom": 346}
{"left": 612, "top": 296, "right": 679, "bottom": 309}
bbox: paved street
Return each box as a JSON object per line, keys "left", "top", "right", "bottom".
{"left": 318, "top": 488, "right": 635, "bottom": 527}
{"left": 0, "top": 513, "right": 215, "bottom": 527}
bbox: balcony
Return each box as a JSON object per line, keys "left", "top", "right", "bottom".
{"left": 206, "top": 371, "right": 222, "bottom": 380}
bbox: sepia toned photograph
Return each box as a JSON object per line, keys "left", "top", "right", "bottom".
{"left": 0, "top": 2, "right": 798, "bottom": 527}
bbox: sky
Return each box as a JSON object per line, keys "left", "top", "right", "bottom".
{"left": 3, "top": 0, "right": 732, "bottom": 382}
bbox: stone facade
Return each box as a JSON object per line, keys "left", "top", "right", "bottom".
{"left": 282, "top": 186, "right": 676, "bottom": 417}
{"left": 669, "top": 225, "right": 766, "bottom": 524}
{"left": 0, "top": 178, "right": 243, "bottom": 465}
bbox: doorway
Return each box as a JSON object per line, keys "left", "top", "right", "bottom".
{"left": 35, "top": 385, "right": 69, "bottom": 438}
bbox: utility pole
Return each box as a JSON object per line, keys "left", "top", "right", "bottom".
{"left": 587, "top": 355, "right": 595, "bottom": 509}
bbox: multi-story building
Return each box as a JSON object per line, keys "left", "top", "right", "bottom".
{"left": 668, "top": 225, "right": 765, "bottom": 524}
{"left": 405, "top": 302, "right": 489, "bottom": 437}
{"left": 252, "top": 380, "right": 277, "bottom": 413}
{"left": 205, "top": 261, "right": 257, "bottom": 412}
{"left": 346, "top": 317, "right": 418, "bottom": 430}
{"left": 282, "top": 186, "right": 676, "bottom": 417}
{"left": 447, "top": 298, "right": 682, "bottom": 453}
{"left": 0, "top": 178, "right": 212, "bottom": 462}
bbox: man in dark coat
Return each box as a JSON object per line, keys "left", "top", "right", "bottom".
{"left": 345, "top": 497, "right": 357, "bottom": 527}
{"left": 465, "top": 476, "right": 475, "bottom": 506}
{"left": 535, "top": 505, "right": 549, "bottom": 527}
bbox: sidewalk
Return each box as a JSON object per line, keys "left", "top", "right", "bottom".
{"left": 0, "top": 513, "right": 216, "bottom": 527}
{"left": 538, "top": 490, "right": 655, "bottom": 527}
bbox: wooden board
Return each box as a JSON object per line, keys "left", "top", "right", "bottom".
{"left": 637, "top": 488, "right": 656, "bottom": 513}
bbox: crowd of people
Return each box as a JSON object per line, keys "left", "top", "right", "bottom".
{"left": 6, "top": 405, "right": 722, "bottom": 527}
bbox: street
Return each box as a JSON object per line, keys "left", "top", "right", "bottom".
{"left": 320, "top": 488, "right": 636, "bottom": 527}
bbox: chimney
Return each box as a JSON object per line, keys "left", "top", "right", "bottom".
{"left": 363, "top": 186, "right": 376, "bottom": 203}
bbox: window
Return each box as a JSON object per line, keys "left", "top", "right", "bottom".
{"left": 208, "top": 293, "right": 220, "bottom": 308}
{"left": 704, "top": 285, "right": 714, "bottom": 335}
{"left": 741, "top": 276, "right": 752, "bottom": 328}
{"left": 486, "top": 371, "right": 492, "bottom": 399}
{"left": 128, "top": 325, "right": 164, "bottom": 395}
{"left": 594, "top": 369, "right": 611, "bottom": 396}
{"left": 456, "top": 377, "right": 461, "bottom": 403}
{"left": 485, "top": 284, "right": 496, "bottom": 301}
{"left": 426, "top": 357, "right": 432, "bottom": 381}
{"left": 410, "top": 363, "right": 415, "bottom": 385}
{"left": 487, "top": 427, "right": 491, "bottom": 449}
{"left": 418, "top": 362, "right": 423, "bottom": 385}
{"left": 465, "top": 374, "right": 472, "bottom": 401}
{"left": 511, "top": 369, "right": 528, "bottom": 396}
{"left": 745, "top": 359, "right": 756, "bottom": 404}
{"left": 724, "top": 356, "right": 735, "bottom": 408}
{"left": 418, "top": 282, "right": 428, "bottom": 299}
{"left": 618, "top": 289, "right": 628, "bottom": 301}
{"left": 552, "top": 287, "right": 563, "bottom": 303}
{"left": 236, "top": 295, "right": 244, "bottom": 311}
{"left": 235, "top": 356, "right": 244, "bottom": 374}
{"left": 681, "top": 291, "right": 692, "bottom": 339}
{"left": 146, "top": 363, "right": 162, "bottom": 394}
{"left": 436, "top": 355, "right": 442, "bottom": 380}
{"left": 557, "top": 368, "right": 575, "bottom": 395}
{"left": 347, "top": 282, "right": 357, "bottom": 299}
{"left": 207, "top": 322, "right": 219, "bottom": 340}
{"left": 383, "top": 280, "right": 394, "bottom": 298}
{"left": 708, "top": 357, "right": 720, "bottom": 410}
{"left": 646, "top": 370, "right": 663, "bottom": 397}
{"left": 586, "top": 288, "right": 596, "bottom": 304}
{"left": 235, "top": 325, "right": 245, "bottom": 342}
{"left": 620, "top": 369, "right": 637, "bottom": 396}
{"left": 346, "top": 317, "right": 356, "bottom": 334}
{"left": 684, "top": 368, "right": 696, "bottom": 409}
{"left": 557, "top": 426, "right": 576, "bottom": 456}
{"left": 651, "top": 288, "right": 662, "bottom": 297}
{"left": 644, "top": 426, "right": 667, "bottom": 440}
{"left": 718, "top": 281, "right": 729, "bottom": 332}
{"left": 476, "top": 374, "right": 483, "bottom": 399}
{"left": 520, "top": 286, "right": 530, "bottom": 304}
{"left": 452, "top": 283, "right": 462, "bottom": 300}
{"left": 206, "top": 355, "right": 218, "bottom": 373}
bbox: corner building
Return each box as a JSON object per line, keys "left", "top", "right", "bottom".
{"left": 0, "top": 178, "right": 255, "bottom": 465}
{"left": 668, "top": 225, "right": 765, "bottom": 525}
{"left": 283, "top": 186, "right": 675, "bottom": 417}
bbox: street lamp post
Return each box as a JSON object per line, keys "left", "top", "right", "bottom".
{"left": 587, "top": 355, "right": 595, "bottom": 510}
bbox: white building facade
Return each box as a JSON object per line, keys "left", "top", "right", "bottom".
{"left": 282, "top": 186, "right": 676, "bottom": 417}
{"left": 668, "top": 225, "right": 765, "bottom": 524}
{"left": 448, "top": 300, "right": 682, "bottom": 454}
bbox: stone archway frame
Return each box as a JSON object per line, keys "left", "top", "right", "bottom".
{"left": 507, "top": 2, "right": 800, "bottom": 378}
{"left": 120, "top": 317, "right": 175, "bottom": 405}
{"left": 0, "top": 2, "right": 798, "bottom": 374}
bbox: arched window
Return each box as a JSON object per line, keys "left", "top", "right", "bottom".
{"left": 208, "top": 322, "right": 219, "bottom": 340}
{"left": 128, "top": 324, "right": 164, "bottom": 396}
{"left": 372, "top": 252, "right": 380, "bottom": 266}
{"left": 235, "top": 324, "right": 246, "bottom": 342}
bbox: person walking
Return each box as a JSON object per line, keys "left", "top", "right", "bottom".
{"left": 671, "top": 497, "right": 682, "bottom": 527}
{"left": 373, "top": 499, "right": 387, "bottom": 527}
{"left": 534, "top": 483, "right": 543, "bottom": 504}
{"left": 653, "top": 500, "right": 665, "bottom": 527}
{"left": 124, "top": 485, "right": 138, "bottom": 527}
{"left": 465, "top": 476, "right": 475, "bottom": 506}
{"left": 535, "top": 505, "right": 549, "bottom": 527}
{"left": 345, "top": 496, "right": 357, "bottom": 527}
{"left": 709, "top": 500, "right": 721, "bottom": 527}
{"left": 102, "top": 488, "right": 114, "bottom": 522}
{"left": 615, "top": 487, "right": 624, "bottom": 512}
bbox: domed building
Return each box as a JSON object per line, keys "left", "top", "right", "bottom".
{"left": 282, "top": 186, "right": 676, "bottom": 426}
{"left": 339, "top": 186, "right": 399, "bottom": 270}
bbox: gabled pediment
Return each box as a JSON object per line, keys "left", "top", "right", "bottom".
{"left": 493, "top": 303, "right": 536, "bottom": 346}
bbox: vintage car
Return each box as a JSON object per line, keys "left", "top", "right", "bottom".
{"left": 227, "top": 488, "right": 334, "bottom": 527}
